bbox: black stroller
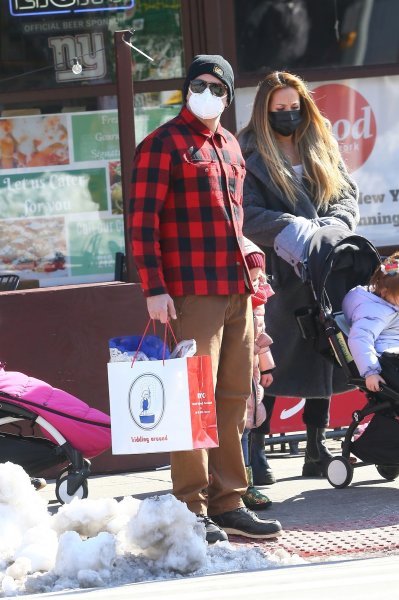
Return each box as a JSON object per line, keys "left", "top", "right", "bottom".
{"left": 297, "top": 225, "right": 399, "bottom": 488}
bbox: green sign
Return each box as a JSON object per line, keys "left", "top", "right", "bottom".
{"left": 0, "top": 169, "right": 107, "bottom": 218}
{"left": 69, "top": 216, "right": 124, "bottom": 276}
{"left": 72, "top": 112, "right": 120, "bottom": 162}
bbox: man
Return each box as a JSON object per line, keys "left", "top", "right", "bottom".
{"left": 129, "top": 54, "right": 282, "bottom": 543}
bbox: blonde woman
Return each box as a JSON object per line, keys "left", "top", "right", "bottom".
{"left": 238, "top": 71, "right": 359, "bottom": 479}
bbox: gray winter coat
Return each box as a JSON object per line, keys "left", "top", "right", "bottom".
{"left": 239, "top": 131, "right": 360, "bottom": 397}
{"left": 342, "top": 285, "right": 399, "bottom": 377}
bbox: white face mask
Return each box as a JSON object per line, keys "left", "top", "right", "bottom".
{"left": 188, "top": 87, "right": 226, "bottom": 120}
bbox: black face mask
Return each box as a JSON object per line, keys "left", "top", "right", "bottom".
{"left": 268, "top": 110, "right": 302, "bottom": 137}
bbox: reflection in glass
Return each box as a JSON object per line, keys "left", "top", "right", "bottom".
{"left": 134, "top": 90, "right": 182, "bottom": 145}
{"left": 0, "top": 1, "right": 184, "bottom": 93}
{"left": 235, "top": 0, "right": 399, "bottom": 74}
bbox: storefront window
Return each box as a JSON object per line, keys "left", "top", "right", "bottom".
{"left": 0, "top": 0, "right": 184, "bottom": 288}
{"left": 235, "top": 0, "right": 399, "bottom": 74}
{"left": 0, "top": 1, "right": 184, "bottom": 93}
{"left": 0, "top": 93, "right": 182, "bottom": 287}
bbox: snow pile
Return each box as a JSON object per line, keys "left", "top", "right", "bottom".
{"left": 0, "top": 462, "right": 56, "bottom": 575}
{"left": 125, "top": 494, "right": 207, "bottom": 572}
{"left": 0, "top": 462, "right": 305, "bottom": 596}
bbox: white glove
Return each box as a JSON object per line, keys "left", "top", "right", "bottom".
{"left": 274, "top": 216, "right": 320, "bottom": 274}
{"left": 316, "top": 216, "right": 349, "bottom": 228}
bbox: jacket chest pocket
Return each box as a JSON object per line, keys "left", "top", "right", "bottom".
{"left": 177, "top": 158, "right": 223, "bottom": 196}
{"left": 226, "top": 163, "right": 245, "bottom": 205}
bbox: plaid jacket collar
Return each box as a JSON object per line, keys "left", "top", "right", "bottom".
{"left": 179, "top": 105, "right": 228, "bottom": 143}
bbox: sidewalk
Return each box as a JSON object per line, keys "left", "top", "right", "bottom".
{"left": 40, "top": 437, "right": 399, "bottom": 563}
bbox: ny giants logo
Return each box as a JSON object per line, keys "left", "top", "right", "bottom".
{"left": 312, "top": 83, "right": 376, "bottom": 173}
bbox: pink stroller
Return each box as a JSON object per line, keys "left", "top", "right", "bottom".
{"left": 0, "top": 368, "right": 111, "bottom": 504}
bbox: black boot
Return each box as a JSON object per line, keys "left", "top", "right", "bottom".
{"left": 250, "top": 432, "right": 276, "bottom": 485}
{"left": 317, "top": 428, "right": 334, "bottom": 462}
{"left": 302, "top": 423, "right": 322, "bottom": 476}
{"left": 302, "top": 426, "right": 333, "bottom": 477}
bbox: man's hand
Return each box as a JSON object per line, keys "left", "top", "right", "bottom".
{"left": 365, "top": 373, "right": 385, "bottom": 392}
{"left": 147, "top": 294, "right": 177, "bottom": 324}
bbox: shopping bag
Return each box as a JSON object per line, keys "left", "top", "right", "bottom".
{"left": 107, "top": 354, "right": 218, "bottom": 454}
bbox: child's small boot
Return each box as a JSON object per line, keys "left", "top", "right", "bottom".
{"left": 250, "top": 432, "right": 276, "bottom": 485}
{"left": 302, "top": 426, "right": 333, "bottom": 477}
{"left": 242, "top": 466, "right": 272, "bottom": 510}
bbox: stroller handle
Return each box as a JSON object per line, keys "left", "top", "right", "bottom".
{"left": 348, "top": 378, "right": 399, "bottom": 403}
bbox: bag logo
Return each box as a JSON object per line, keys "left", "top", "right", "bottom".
{"left": 128, "top": 373, "right": 165, "bottom": 430}
{"left": 213, "top": 65, "right": 224, "bottom": 77}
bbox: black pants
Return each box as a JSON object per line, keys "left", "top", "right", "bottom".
{"left": 252, "top": 395, "right": 331, "bottom": 434}
{"left": 379, "top": 352, "right": 399, "bottom": 388}
{"left": 375, "top": 352, "right": 399, "bottom": 409}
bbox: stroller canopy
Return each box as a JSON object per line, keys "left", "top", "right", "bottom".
{"left": 304, "top": 225, "right": 381, "bottom": 312}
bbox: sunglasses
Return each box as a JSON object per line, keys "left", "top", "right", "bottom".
{"left": 189, "top": 79, "right": 227, "bottom": 98}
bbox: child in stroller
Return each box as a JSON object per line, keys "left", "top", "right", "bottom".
{"left": 297, "top": 226, "right": 399, "bottom": 488}
{"left": 343, "top": 252, "right": 399, "bottom": 393}
{"left": 0, "top": 367, "right": 111, "bottom": 503}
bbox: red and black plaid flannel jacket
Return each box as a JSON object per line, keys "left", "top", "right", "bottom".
{"left": 129, "top": 106, "right": 251, "bottom": 297}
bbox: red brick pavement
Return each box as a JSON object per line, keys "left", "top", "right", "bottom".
{"left": 230, "top": 516, "right": 399, "bottom": 560}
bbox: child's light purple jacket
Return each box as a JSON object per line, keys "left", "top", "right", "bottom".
{"left": 342, "top": 285, "right": 399, "bottom": 377}
{"left": 0, "top": 369, "right": 111, "bottom": 458}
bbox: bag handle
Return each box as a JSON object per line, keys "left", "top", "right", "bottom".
{"left": 131, "top": 318, "right": 178, "bottom": 368}
{"left": 164, "top": 318, "right": 178, "bottom": 349}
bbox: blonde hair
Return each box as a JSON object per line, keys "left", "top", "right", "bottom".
{"left": 240, "top": 71, "right": 352, "bottom": 210}
{"left": 370, "top": 252, "right": 399, "bottom": 298}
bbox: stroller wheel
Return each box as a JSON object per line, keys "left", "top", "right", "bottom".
{"left": 327, "top": 457, "right": 353, "bottom": 488}
{"left": 55, "top": 467, "right": 89, "bottom": 504}
{"left": 376, "top": 464, "right": 399, "bottom": 481}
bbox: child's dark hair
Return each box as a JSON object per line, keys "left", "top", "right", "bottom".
{"left": 369, "top": 251, "right": 399, "bottom": 297}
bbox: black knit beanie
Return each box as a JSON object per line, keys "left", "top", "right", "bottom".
{"left": 183, "top": 54, "right": 234, "bottom": 105}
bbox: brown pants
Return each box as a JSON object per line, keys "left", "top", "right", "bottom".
{"left": 170, "top": 294, "right": 253, "bottom": 516}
